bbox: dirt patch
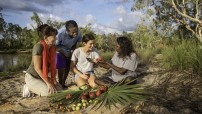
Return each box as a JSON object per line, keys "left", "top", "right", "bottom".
{"left": 0, "top": 65, "right": 201, "bottom": 114}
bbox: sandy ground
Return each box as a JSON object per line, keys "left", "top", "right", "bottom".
{"left": 0, "top": 64, "right": 201, "bottom": 114}
{"left": 0, "top": 66, "right": 147, "bottom": 114}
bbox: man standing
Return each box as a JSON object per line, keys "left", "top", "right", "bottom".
{"left": 56, "top": 20, "right": 82, "bottom": 88}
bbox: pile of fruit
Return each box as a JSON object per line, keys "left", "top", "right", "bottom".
{"left": 50, "top": 80, "right": 147, "bottom": 113}
{"left": 49, "top": 85, "right": 108, "bottom": 112}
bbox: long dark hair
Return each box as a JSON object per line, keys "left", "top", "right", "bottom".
{"left": 41, "top": 26, "right": 58, "bottom": 39}
{"left": 117, "top": 36, "right": 136, "bottom": 58}
{"left": 37, "top": 24, "right": 49, "bottom": 38}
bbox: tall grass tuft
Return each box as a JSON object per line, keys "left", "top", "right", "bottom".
{"left": 136, "top": 48, "right": 160, "bottom": 64}
{"left": 162, "top": 40, "right": 202, "bottom": 75}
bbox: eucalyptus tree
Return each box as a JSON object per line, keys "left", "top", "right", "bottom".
{"left": 80, "top": 24, "right": 95, "bottom": 36}
{"left": 0, "top": 7, "right": 4, "bottom": 33}
{"left": 31, "top": 12, "right": 65, "bottom": 30}
{"left": 29, "top": 12, "right": 41, "bottom": 45}
{"left": 30, "top": 12, "right": 65, "bottom": 44}
{"left": 19, "top": 28, "right": 33, "bottom": 48}
{"left": 46, "top": 19, "right": 65, "bottom": 30}
{"left": 3, "top": 23, "right": 22, "bottom": 48}
{"left": 131, "top": 0, "right": 202, "bottom": 42}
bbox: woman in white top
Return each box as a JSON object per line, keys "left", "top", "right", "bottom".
{"left": 96, "top": 36, "right": 138, "bottom": 85}
{"left": 71, "top": 34, "right": 99, "bottom": 88}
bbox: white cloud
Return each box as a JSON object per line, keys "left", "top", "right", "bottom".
{"left": 106, "top": 5, "right": 154, "bottom": 33}
{"left": 85, "top": 14, "right": 96, "bottom": 25}
{"left": 71, "top": 4, "right": 153, "bottom": 34}
{"left": 73, "top": 14, "right": 122, "bottom": 34}
{"left": 91, "top": 23, "right": 122, "bottom": 34}
{"left": 119, "top": 18, "right": 123, "bottom": 22}
{"left": 116, "top": 5, "right": 126, "bottom": 15}
{"left": 25, "top": 5, "right": 153, "bottom": 35}
{"left": 69, "top": 5, "right": 150, "bottom": 34}
{"left": 3, "top": 0, "right": 154, "bottom": 35}
{"left": 26, "top": 13, "right": 65, "bottom": 29}
{"left": 77, "top": 14, "right": 97, "bottom": 27}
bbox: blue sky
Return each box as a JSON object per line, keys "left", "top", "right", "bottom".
{"left": 0, "top": 0, "right": 153, "bottom": 34}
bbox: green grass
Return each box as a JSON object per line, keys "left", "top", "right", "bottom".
{"left": 161, "top": 40, "right": 202, "bottom": 75}
{"left": 136, "top": 48, "right": 160, "bottom": 64}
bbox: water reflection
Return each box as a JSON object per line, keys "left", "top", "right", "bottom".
{"left": 0, "top": 54, "right": 31, "bottom": 72}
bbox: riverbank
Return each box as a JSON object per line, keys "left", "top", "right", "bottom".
{"left": 0, "top": 49, "right": 32, "bottom": 54}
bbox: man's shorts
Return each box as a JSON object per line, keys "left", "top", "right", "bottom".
{"left": 56, "top": 52, "right": 67, "bottom": 69}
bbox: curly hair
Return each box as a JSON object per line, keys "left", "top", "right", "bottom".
{"left": 116, "top": 36, "right": 136, "bottom": 58}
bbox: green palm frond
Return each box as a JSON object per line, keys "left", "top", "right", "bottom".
{"left": 50, "top": 89, "right": 84, "bottom": 104}
{"left": 49, "top": 80, "right": 149, "bottom": 111}
{"left": 91, "top": 81, "right": 148, "bottom": 110}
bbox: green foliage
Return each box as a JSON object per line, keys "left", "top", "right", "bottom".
{"left": 95, "top": 34, "right": 107, "bottom": 51}
{"left": 95, "top": 34, "right": 117, "bottom": 52}
{"left": 50, "top": 89, "right": 84, "bottom": 104}
{"left": 101, "top": 51, "right": 114, "bottom": 62}
{"left": 30, "top": 12, "right": 43, "bottom": 28}
{"left": 0, "top": 7, "right": 5, "bottom": 33}
{"left": 1, "top": 7, "right": 201, "bottom": 76}
{"left": 50, "top": 80, "right": 147, "bottom": 111}
{"left": 20, "top": 28, "right": 34, "bottom": 49}
{"left": 131, "top": 0, "right": 202, "bottom": 41}
{"left": 30, "top": 12, "right": 65, "bottom": 45}
{"left": 30, "top": 12, "right": 43, "bottom": 45}
{"left": 162, "top": 39, "right": 202, "bottom": 75}
{"left": 131, "top": 24, "right": 159, "bottom": 49}
{"left": 129, "top": 24, "right": 163, "bottom": 64}
{"left": 0, "top": 22, "right": 24, "bottom": 49}
{"left": 93, "top": 81, "right": 146, "bottom": 110}
{"left": 46, "top": 19, "right": 65, "bottom": 30}
{"left": 0, "top": 72, "right": 15, "bottom": 79}
{"left": 80, "top": 24, "right": 95, "bottom": 36}
{"left": 0, "top": 9, "right": 35, "bottom": 49}
{"left": 136, "top": 48, "right": 160, "bottom": 64}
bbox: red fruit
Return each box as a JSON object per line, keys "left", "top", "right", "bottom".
{"left": 96, "top": 56, "right": 104, "bottom": 62}
{"left": 81, "top": 95, "right": 87, "bottom": 100}
{"left": 96, "top": 58, "right": 100, "bottom": 61}
{"left": 89, "top": 92, "right": 96, "bottom": 99}
{"left": 67, "top": 108, "right": 72, "bottom": 112}
{"left": 100, "top": 56, "right": 104, "bottom": 61}
{"left": 66, "top": 93, "right": 71, "bottom": 99}
{"left": 96, "top": 90, "right": 102, "bottom": 97}
{"left": 99, "top": 85, "right": 107, "bottom": 92}
{"left": 82, "top": 91, "right": 89, "bottom": 96}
